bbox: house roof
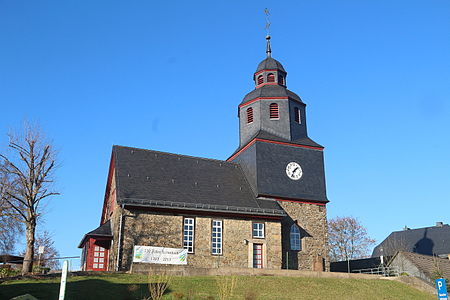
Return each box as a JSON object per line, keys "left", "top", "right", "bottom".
{"left": 391, "top": 251, "right": 450, "bottom": 280}
{"left": 229, "top": 130, "right": 323, "bottom": 159}
{"left": 372, "top": 224, "right": 450, "bottom": 257}
{"left": 112, "top": 145, "right": 286, "bottom": 217}
{"left": 241, "top": 85, "right": 303, "bottom": 105}
{"left": 78, "top": 220, "right": 112, "bottom": 248}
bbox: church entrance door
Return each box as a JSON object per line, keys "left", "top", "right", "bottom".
{"left": 253, "top": 244, "right": 263, "bottom": 268}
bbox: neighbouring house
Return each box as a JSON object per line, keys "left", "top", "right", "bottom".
{"left": 388, "top": 251, "right": 450, "bottom": 284}
{"left": 78, "top": 36, "right": 330, "bottom": 272}
{"left": 372, "top": 222, "right": 450, "bottom": 258}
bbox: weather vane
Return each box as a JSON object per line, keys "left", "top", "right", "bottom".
{"left": 264, "top": 8, "right": 271, "bottom": 36}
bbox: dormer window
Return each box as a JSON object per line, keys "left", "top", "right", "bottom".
{"left": 257, "top": 75, "right": 264, "bottom": 85}
{"left": 267, "top": 73, "right": 275, "bottom": 82}
{"left": 294, "top": 107, "right": 301, "bottom": 124}
{"left": 278, "top": 75, "right": 284, "bottom": 85}
{"left": 246, "top": 107, "right": 254, "bottom": 123}
{"left": 269, "top": 103, "right": 279, "bottom": 119}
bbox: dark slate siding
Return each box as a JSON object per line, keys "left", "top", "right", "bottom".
{"left": 229, "top": 142, "right": 257, "bottom": 194}
{"left": 255, "top": 141, "right": 328, "bottom": 202}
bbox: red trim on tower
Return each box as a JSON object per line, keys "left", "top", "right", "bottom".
{"left": 227, "top": 138, "right": 323, "bottom": 162}
{"left": 239, "top": 97, "right": 289, "bottom": 108}
{"left": 255, "top": 138, "right": 324, "bottom": 150}
{"left": 256, "top": 82, "right": 279, "bottom": 88}
{"left": 227, "top": 139, "right": 257, "bottom": 161}
{"left": 254, "top": 69, "right": 280, "bottom": 76}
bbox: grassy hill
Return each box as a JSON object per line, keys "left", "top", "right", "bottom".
{"left": 0, "top": 273, "right": 435, "bottom": 300}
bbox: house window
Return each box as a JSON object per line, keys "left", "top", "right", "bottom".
{"left": 246, "top": 107, "right": 253, "bottom": 123}
{"left": 257, "top": 75, "right": 264, "bottom": 85}
{"left": 253, "top": 222, "right": 265, "bottom": 238}
{"left": 183, "top": 218, "right": 195, "bottom": 253}
{"left": 290, "top": 224, "right": 301, "bottom": 251}
{"left": 294, "top": 107, "right": 301, "bottom": 124}
{"left": 269, "top": 103, "right": 279, "bottom": 119}
{"left": 212, "top": 220, "right": 222, "bottom": 255}
{"left": 267, "top": 73, "right": 275, "bottom": 82}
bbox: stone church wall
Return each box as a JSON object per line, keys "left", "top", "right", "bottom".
{"left": 278, "top": 201, "right": 329, "bottom": 271}
{"left": 115, "top": 207, "right": 282, "bottom": 271}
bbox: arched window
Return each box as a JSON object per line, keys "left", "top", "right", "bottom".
{"left": 290, "top": 224, "right": 301, "bottom": 251}
{"left": 267, "top": 73, "right": 275, "bottom": 82}
{"left": 246, "top": 107, "right": 253, "bottom": 124}
{"left": 278, "top": 75, "right": 284, "bottom": 85}
{"left": 269, "top": 103, "right": 279, "bottom": 119}
{"left": 294, "top": 107, "right": 301, "bottom": 124}
{"left": 257, "top": 75, "right": 264, "bottom": 85}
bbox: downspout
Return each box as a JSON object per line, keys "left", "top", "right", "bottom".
{"left": 116, "top": 204, "right": 124, "bottom": 271}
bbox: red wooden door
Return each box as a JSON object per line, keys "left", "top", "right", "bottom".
{"left": 253, "top": 244, "right": 263, "bottom": 269}
{"left": 92, "top": 245, "right": 108, "bottom": 271}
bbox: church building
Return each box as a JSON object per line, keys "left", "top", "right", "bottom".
{"left": 78, "top": 36, "right": 330, "bottom": 272}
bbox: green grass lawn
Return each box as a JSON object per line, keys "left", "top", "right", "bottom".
{"left": 0, "top": 273, "right": 435, "bottom": 300}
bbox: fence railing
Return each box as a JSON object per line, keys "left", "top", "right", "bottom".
{"left": 353, "top": 266, "right": 399, "bottom": 277}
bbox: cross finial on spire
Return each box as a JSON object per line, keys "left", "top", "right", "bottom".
{"left": 264, "top": 8, "right": 272, "bottom": 57}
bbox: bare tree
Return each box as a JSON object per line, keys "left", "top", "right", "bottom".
{"left": 19, "top": 230, "right": 60, "bottom": 271}
{"left": 0, "top": 167, "right": 23, "bottom": 254}
{"left": 0, "top": 126, "right": 58, "bottom": 274}
{"left": 328, "top": 216, "right": 375, "bottom": 263}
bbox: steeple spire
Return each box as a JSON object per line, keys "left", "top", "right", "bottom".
{"left": 266, "top": 35, "right": 272, "bottom": 58}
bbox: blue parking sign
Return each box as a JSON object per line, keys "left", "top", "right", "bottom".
{"left": 436, "top": 278, "right": 448, "bottom": 300}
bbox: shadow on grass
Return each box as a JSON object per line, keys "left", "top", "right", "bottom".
{"left": 0, "top": 279, "right": 173, "bottom": 300}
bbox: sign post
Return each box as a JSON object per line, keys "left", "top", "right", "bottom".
{"left": 436, "top": 278, "right": 448, "bottom": 300}
{"left": 58, "top": 260, "right": 69, "bottom": 300}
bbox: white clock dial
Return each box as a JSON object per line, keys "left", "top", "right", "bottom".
{"left": 286, "top": 162, "right": 303, "bottom": 180}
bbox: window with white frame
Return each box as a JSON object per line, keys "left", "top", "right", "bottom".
{"left": 183, "top": 218, "right": 195, "bottom": 253}
{"left": 212, "top": 220, "right": 222, "bottom": 255}
{"left": 253, "top": 222, "right": 265, "bottom": 238}
{"left": 290, "top": 224, "right": 301, "bottom": 251}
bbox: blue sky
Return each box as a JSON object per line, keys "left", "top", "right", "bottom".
{"left": 1, "top": 1, "right": 449, "bottom": 267}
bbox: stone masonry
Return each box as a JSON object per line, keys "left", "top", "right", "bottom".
{"left": 279, "top": 201, "right": 329, "bottom": 271}
{"left": 112, "top": 207, "right": 282, "bottom": 271}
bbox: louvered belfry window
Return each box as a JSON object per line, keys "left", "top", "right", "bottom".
{"left": 269, "top": 103, "right": 279, "bottom": 119}
{"left": 267, "top": 73, "right": 275, "bottom": 82}
{"left": 257, "top": 75, "right": 264, "bottom": 85}
{"left": 246, "top": 107, "right": 254, "bottom": 123}
{"left": 294, "top": 107, "right": 301, "bottom": 124}
{"left": 278, "top": 75, "right": 284, "bottom": 85}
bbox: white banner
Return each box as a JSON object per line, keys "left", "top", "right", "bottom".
{"left": 133, "top": 245, "right": 188, "bottom": 265}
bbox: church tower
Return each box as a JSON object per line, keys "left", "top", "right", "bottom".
{"left": 228, "top": 36, "right": 329, "bottom": 271}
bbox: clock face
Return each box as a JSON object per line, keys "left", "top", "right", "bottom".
{"left": 286, "top": 162, "right": 303, "bottom": 180}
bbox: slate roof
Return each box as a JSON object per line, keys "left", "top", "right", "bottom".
{"left": 229, "top": 130, "right": 323, "bottom": 159}
{"left": 241, "top": 85, "right": 303, "bottom": 105}
{"left": 372, "top": 224, "right": 450, "bottom": 257}
{"left": 78, "top": 220, "right": 112, "bottom": 248}
{"left": 256, "top": 57, "right": 286, "bottom": 73}
{"left": 391, "top": 251, "right": 450, "bottom": 281}
{"left": 112, "top": 145, "right": 285, "bottom": 217}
